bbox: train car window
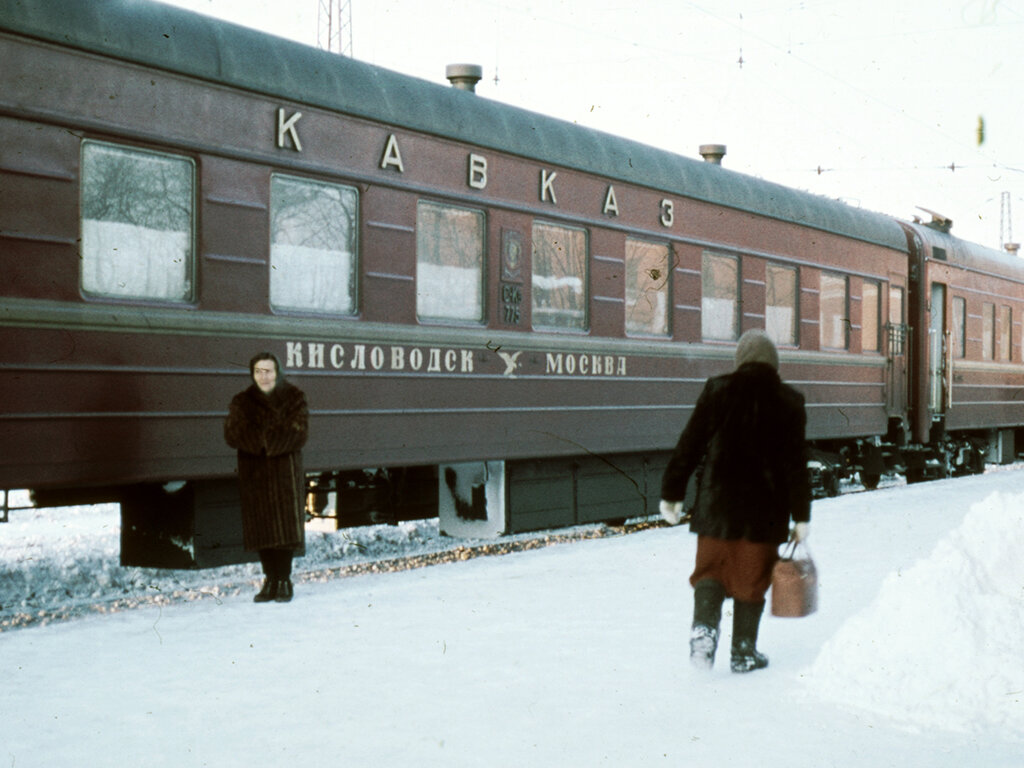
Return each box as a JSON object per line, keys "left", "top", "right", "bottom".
{"left": 889, "top": 286, "right": 904, "bottom": 325}
{"left": 999, "top": 305, "right": 1012, "bottom": 361}
{"left": 625, "top": 238, "right": 670, "bottom": 336}
{"left": 983, "top": 302, "right": 996, "bottom": 360}
{"left": 862, "top": 280, "right": 880, "bottom": 353}
{"left": 531, "top": 222, "right": 588, "bottom": 330}
{"left": 820, "top": 273, "right": 849, "bottom": 350}
{"left": 952, "top": 297, "right": 966, "bottom": 358}
{"left": 270, "top": 174, "right": 357, "bottom": 315}
{"left": 80, "top": 141, "right": 194, "bottom": 302}
{"left": 416, "top": 201, "right": 485, "bottom": 323}
{"left": 765, "top": 263, "right": 797, "bottom": 347}
{"left": 701, "top": 252, "right": 739, "bottom": 341}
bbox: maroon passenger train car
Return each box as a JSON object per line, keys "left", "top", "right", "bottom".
{"left": 1, "top": 0, "right": 1022, "bottom": 567}
{"left": 900, "top": 216, "right": 1024, "bottom": 478}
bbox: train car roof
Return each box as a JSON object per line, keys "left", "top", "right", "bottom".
{"left": 906, "top": 221, "right": 1024, "bottom": 283}
{"left": 0, "top": 0, "right": 909, "bottom": 253}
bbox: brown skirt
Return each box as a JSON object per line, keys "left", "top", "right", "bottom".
{"left": 690, "top": 535, "right": 779, "bottom": 602}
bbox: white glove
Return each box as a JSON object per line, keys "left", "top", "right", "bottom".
{"left": 793, "top": 522, "right": 809, "bottom": 542}
{"left": 659, "top": 499, "right": 685, "bottom": 526}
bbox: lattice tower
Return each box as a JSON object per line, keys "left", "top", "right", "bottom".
{"left": 317, "top": 0, "right": 352, "bottom": 56}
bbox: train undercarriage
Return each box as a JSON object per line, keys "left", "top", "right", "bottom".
{"left": 4, "top": 424, "right": 1020, "bottom": 569}
{"left": 808, "top": 420, "right": 1019, "bottom": 498}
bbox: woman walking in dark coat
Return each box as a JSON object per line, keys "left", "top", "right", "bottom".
{"left": 660, "top": 329, "right": 810, "bottom": 672}
{"left": 224, "top": 352, "right": 309, "bottom": 603}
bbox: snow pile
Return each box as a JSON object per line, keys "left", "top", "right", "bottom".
{"left": 801, "top": 490, "right": 1024, "bottom": 737}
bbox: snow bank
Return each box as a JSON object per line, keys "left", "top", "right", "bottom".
{"left": 0, "top": 501, "right": 612, "bottom": 628}
{"left": 0, "top": 503, "right": 444, "bottom": 624}
{"left": 801, "top": 490, "right": 1024, "bottom": 737}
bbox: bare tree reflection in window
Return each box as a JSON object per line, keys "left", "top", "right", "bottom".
{"left": 270, "top": 175, "right": 357, "bottom": 314}
{"left": 417, "top": 202, "right": 484, "bottom": 322}
{"left": 626, "top": 238, "right": 670, "bottom": 336}
{"left": 532, "top": 222, "right": 587, "bottom": 330}
{"left": 81, "top": 142, "right": 193, "bottom": 301}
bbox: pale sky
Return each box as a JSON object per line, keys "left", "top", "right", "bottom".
{"left": 160, "top": 0, "right": 1024, "bottom": 249}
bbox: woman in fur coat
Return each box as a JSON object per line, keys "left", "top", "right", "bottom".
{"left": 224, "top": 352, "right": 308, "bottom": 603}
{"left": 660, "top": 329, "right": 810, "bottom": 672}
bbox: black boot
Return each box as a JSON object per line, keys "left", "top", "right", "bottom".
{"left": 272, "top": 548, "right": 295, "bottom": 603}
{"left": 253, "top": 578, "right": 277, "bottom": 603}
{"left": 254, "top": 549, "right": 279, "bottom": 603}
{"left": 730, "top": 599, "right": 769, "bottom": 673}
{"left": 274, "top": 579, "right": 294, "bottom": 603}
{"left": 690, "top": 579, "right": 726, "bottom": 669}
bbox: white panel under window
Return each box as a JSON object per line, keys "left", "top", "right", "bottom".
{"left": 625, "top": 238, "right": 670, "bottom": 336}
{"left": 81, "top": 142, "right": 193, "bottom": 301}
{"left": 416, "top": 202, "right": 485, "bottom": 323}
{"left": 271, "top": 175, "right": 357, "bottom": 314}
{"left": 701, "top": 252, "right": 738, "bottom": 341}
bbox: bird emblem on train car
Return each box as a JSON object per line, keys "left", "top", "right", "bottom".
{"left": 498, "top": 350, "right": 523, "bottom": 378}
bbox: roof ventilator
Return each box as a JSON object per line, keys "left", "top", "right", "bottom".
{"left": 699, "top": 144, "right": 727, "bottom": 165}
{"left": 446, "top": 64, "right": 483, "bottom": 92}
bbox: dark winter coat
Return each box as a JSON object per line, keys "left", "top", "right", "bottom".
{"left": 661, "top": 362, "right": 810, "bottom": 544}
{"left": 224, "top": 380, "right": 309, "bottom": 552}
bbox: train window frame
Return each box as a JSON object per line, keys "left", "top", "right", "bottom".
{"left": 765, "top": 262, "right": 798, "bottom": 348}
{"left": 531, "top": 220, "right": 589, "bottom": 332}
{"left": 819, "top": 272, "right": 849, "bottom": 350}
{"left": 80, "top": 140, "right": 195, "bottom": 303}
{"left": 415, "top": 200, "right": 486, "bottom": 325}
{"left": 269, "top": 173, "right": 359, "bottom": 317}
{"left": 624, "top": 237, "right": 671, "bottom": 337}
{"left": 982, "top": 302, "right": 996, "bottom": 360}
{"left": 701, "top": 251, "right": 740, "bottom": 342}
{"left": 862, "top": 280, "right": 880, "bottom": 353}
{"left": 952, "top": 296, "right": 966, "bottom": 358}
{"left": 999, "top": 304, "right": 1012, "bottom": 362}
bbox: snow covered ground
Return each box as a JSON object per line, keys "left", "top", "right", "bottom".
{"left": 2, "top": 468, "right": 1023, "bottom": 767}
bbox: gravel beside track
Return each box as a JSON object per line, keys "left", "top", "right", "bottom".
{"left": 0, "top": 516, "right": 670, "bottom": 631}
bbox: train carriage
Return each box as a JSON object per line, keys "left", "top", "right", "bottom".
{"left": 1, "top": 0, "right": 1015, "bottom": 568}
{"left": 901, "top": 217, "right": 1024, "bottom": 478}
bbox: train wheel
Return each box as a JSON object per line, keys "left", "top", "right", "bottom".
{"left": 970, "top": 447, "right": 986, "bottom": 475}
{"left": 824, "top": 470, "right": 840, "bottom": 497}
{"left": 860, "top": 472, "right": 880, "bottom": 490}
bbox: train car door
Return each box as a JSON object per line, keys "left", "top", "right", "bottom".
{"left": 928, "top": 282, "right": 949, "bottom": 417}
{"left": 886, "top": 285, "right": 908, "bottom": 416}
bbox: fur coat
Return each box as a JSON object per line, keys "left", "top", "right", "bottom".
{"left": 224, "top": 380, "right": 308, "bottom": 552}
{"left": 661, "top": 362, "right": 810, "bottom": 544}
